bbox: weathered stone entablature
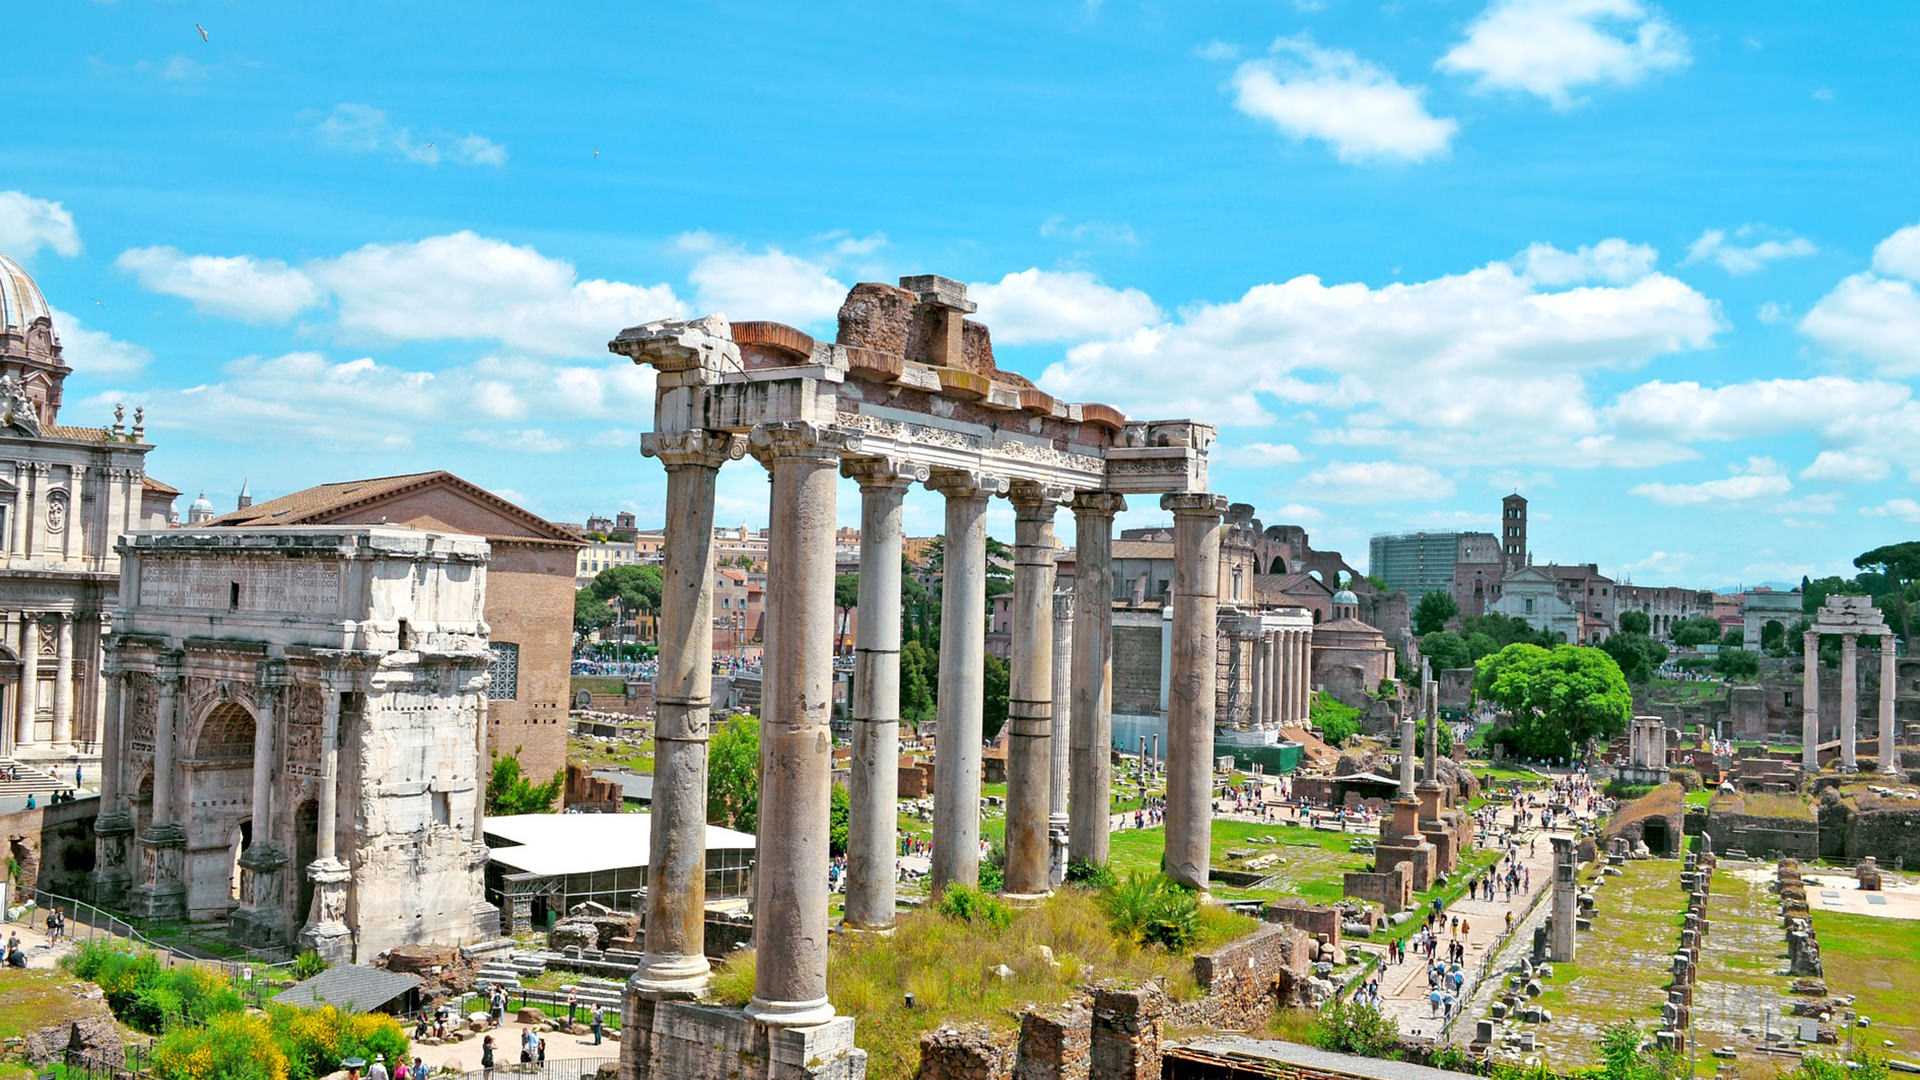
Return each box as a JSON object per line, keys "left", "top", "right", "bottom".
{"left": 611, "top": 276, "right": 1222, "bottom": 1080}
{"left": 96, "top": 525, "right": 496, "bottom": 963}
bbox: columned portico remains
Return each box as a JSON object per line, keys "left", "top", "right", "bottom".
{"left": 1801, "top": 595, "right": 1893, "bottom": 774}
{"left": 610, "top": 275, "right": 1212, "bottom": 1080}
{"left": 1162, "top": 493, "right": 1226, "bottom": 893}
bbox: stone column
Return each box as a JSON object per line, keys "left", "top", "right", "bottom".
{"left": 89, "top": 664, "right": 133, "bottom": 905}
{"left": 634, "top": 430, "right": 742, "bottom": 991}
{"left": 843, "top": 459, "right": 916, "bottom": 931}
{"left": 16, "top": 612, "right": 37, "bottom": 748}
{"left": 233, "top": 669, "right": 290, "bottom": 947}
{"left": 1161, "top": 493, "right": 1226, "bottom": 893}
{"left": 8, "top": 461, "right": 24, "bottom": 557}
{"left": 1069, "top": 492, "right": 1123, "bottom": 867}
{"left": 1841, "top": 634, "right": 1858, "bottom": 772}
{"left": 1549, "top": 835, "right": 1577, "bottom": 962}
{"left": 92, "top": 614, "right": 111, "bottom": 750}
{"left": 1802, "top": 630, "right": 1820, "bottom": 772}
{"left": 745, "top": 422, "right": 844, "bottom": 1029}
{"left": 1398, "top": 716, "right": 1416, "bottom": 797}
{"left": 1250, "top": 634, "right": 1265, "bottom": 729}
{"left": 1272, "top": 631, "right": 1287, "bottom": 726}
{"left": 1049, "top": 588, "right": 1073, "bottom": 886}
{"left": 51, "top": 612, "right": 72, "bottom": 747}
{"left": 131, "top": 661, "right": 186, "bottom": 921}
{"left": 298, "top": 683, "right": 352, "bottom": 962}
{"left": 1882, "top": 634, "right": 1900, "bottom": 775}
{"left": 930, "top": 469, "right": 1000, "bottom": 895}
{"left": 1297, "top": 629, "right": 1312, "bottom": 723}
{"left": 1004, "top": 483, "right": 1064, "bottom": 900}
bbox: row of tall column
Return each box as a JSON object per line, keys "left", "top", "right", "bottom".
{"left": 10, "top": 609, "right": 87, "bottom": 752}
{"left": 1801, "top": 630, "right": 1900, "bottom": 775}
{"left": 633, "top": 421, "right": 1228, "bottom": 1032}
{"left": 1252, "top": 627, "right": 1311, "bottom": 728}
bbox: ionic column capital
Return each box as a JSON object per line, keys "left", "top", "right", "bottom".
{"left": 841, "top": 455, "right": 928, "bottom": 490}
{"left": 1009, "top": 480, "right": 1073, "bottom": 515}
{"left": 1070, "top": 491, "right": 1127, "bottom": 518}
{"left": 1160, "top": 492, "right": 1229, "bottom": 518}
{"left": 642, "top": 429, "right": 747, "bottom": 470}
{"left": 928, "top": 467, "right": 1008, "bottom": 499}
{"left": 748, "top": 421, "right": 861, "bottom": 467}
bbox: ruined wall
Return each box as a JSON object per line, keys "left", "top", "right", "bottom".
{"left": 1112, "top": 623, "right": 1163, "bottom": 717}
{"left": 0, "top": 794, "right": 97, "bottom": 897}
{"left": 1177, "top": 923, "right": 1314, "bottom": 1030}
{"left": 1818, "top": 789, "right": 1920, "bottom": 865}
{"left": 1703, "top": 809, "right": 1819, "bottom": 860}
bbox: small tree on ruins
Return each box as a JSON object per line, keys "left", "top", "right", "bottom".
{"left": 1474, "top": 643, "right": 1631, "bottom": 761}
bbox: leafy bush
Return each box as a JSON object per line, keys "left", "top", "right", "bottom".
{"left": 154, "top": 1012, "right": 289, "bottom": 1080}
{"left": 1099, "top": 872, "right": 1199, "bottom": 952}
{"left": 1310, "top": 999, "right": 1401, "bottom": 1059}
{"left": 1064, "top": 858, "right": 1116, "bottom": 890}
{"left": 1310, "top": 691, "right": 1363, "bottom": 747}
{"left": 269, "top": 1005, "right": 410, "bottom": 1080}
{"left": 290, "top": 950, "right": 329, "bottom": 981}
{"left": 936, "top": 884, "right": 1012, "bottom": 930}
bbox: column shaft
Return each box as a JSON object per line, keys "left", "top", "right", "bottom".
{"left": 1883, "top": 636, "right": 1900, "bottom": 775}
{"left": 16, "top": 614, "right": 37, "bottom": 747}
{"left": 1249, "top": 634, "right": 1265, "bottom": 728}
{"left": 746, "top": 425, "right": 840, "bottom": 1028}
{"left": 931, "top": 475, "right": 992, "bottom": 894}
{"left": 1802, "top": 632, "right": 1820, "bottom": 772}
{"left": 315, "top": 688, "right": 340, "bottom": 861}
{"left": 1048, "top": 590, "right": 1073, "bottom": 864}
{"left": 1398, "top": 717, "right": 1416, "bottom": 797}
{"left": 844, "top": 468, "right": 909, "bottom": 930}
{"left": 52, "top": 612, "right": 73, "bottom": 746}
{"left": 1269, "top": 632, "right": 1283, "bottom": 727}
{"left": 1840, "top": 635, "right": 1858, "bottom": 771}
{"left": 1297, "top": 630, "right": 1312, "bottom": 724}
{"left": 638, "top": 432, "right": 738, "bottom": 993}
{"left": 100, "top": 668, "right": 124, "bottom": 811}
{"left": 1003, "top": 488, "right": 1060, "bottom": 898}
{"left": 8, "top": 462, "right": 24, "bottom": 557}
{"left": 1069, "top": 494, "right": 1122, "bottom": 866}
{"left": 249, "top": 684, "right": 277, "bottom": 849}
{"left": 1161, "top": 493, "right": 1225, "bottom": 892}
{"left": 152, "top": 670, "right": 178, "bottom": 826}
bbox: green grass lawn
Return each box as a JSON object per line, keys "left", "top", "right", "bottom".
{"left": 1528, "top": 859, "right": 1687, "bottom": 1069}
{"left": 569, "top": 676, "right": 629, "bottom": 696}
{"left": 1810, "top": 907, "right": 1920, "bottom": 1057}
{"left": 568, "top": 734, "right": 655, "bottom": 775}
{"left": 1472, "top": 764, "right": 1547, "bottom": 786}
{"left": 1683, "top": 788, "right": 1713, "bottom": 809}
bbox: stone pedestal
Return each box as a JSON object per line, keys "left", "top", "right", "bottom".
{"left": 297, "top": 857, "right": 354, "bottom": 964}
{"left": 229, "top": 843, "right": 291, "bottom": 947}
{"left": 88, "top": 810, "right": 134, "bottom": 907}
{"left": 127, "top": 825, "right": 186, "bottom": 921}
{"left": 624, "top": 999, "right": 865, "bottom": 1080}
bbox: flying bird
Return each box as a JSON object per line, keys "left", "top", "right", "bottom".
{"left": 195, "top": 22, "right": 209, "bottom": 42}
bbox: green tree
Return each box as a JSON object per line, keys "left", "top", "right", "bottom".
{"left": 1474, "top": 643, "right": 1632, "bottom": 760}
{"left": 1420, "top": 630, "right": 1470, "bottom": 672}
{"left": 1721, "top": 626, "right": 1744, "bottom": 647}
{"left": 982, "top": 653, "right": 1011, "bottom": 743}
{"left": 834, "top": 573, "right": 860, "bottom": 655}
{"left": 1600, "top": 631, "right": 1667, "bottom": 684}
{"left": 573, "top": 590, "right": 615, "bottom": 636}
{"left": 708, "top": 714, "right": 760, "bottom": 832}
{"left": 487, "top": 753, "right": 562, "bottom": 816}
{"left": 1759, "top": 618, "right": 1788, "bottom": 653}
{"left": 1669, "top": 615, "right": 1723, "bottom": 648}
{"left": 829, "top": 783, "right": 851, "bottom": 857}
{"left": 1413, "top": 590, "right": 1459, "bottom": 636}
{"left": 900, "top": 640, "right": 937, "bottom": 727}
{"left": 1309, "top": 691, "right": 1362, "bottom": 746}
{"left": 1618, "top": 610, "right": 1650, "bottom": 636}
{"left": 1853, "top": 541, "right": 1920, "bottom": 593}
{"left": 1713, "top": 648, "right": 1760, "bottom": 678}
{"left": 590, "top": 564, "right": 664, "bottom": 638}
{"left": 1461, "top": 613, "right": 1555, "bottom": 649}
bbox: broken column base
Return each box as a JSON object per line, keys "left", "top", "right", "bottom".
{"left": 296, "top": 858, "right": 355, "bottom": 965}
{"left": 622, "top": 997, "right": 865, "bottom": 1080}
{"left": 126, "top": 825, "right": 187, "bottom": 922}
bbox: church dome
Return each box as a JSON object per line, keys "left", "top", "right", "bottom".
{"left": 0, "top": 254, "right": 54, "bottom": 338}
{"left": 1332, "top": 588, "right": 1359, "bottom": 606}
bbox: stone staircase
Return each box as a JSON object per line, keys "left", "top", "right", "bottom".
{"left": 0, "top": 759, "right": 74, "bottom": 804}
{"left": 475, "top": 950, "right": 547, "bottom": 990}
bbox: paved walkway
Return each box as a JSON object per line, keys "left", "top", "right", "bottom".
{"left": 1367, "top": 808, "right": 1568, "bottom": 1042}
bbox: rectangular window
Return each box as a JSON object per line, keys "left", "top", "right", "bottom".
{"left": 488, "top": 642, "right": 520, "bottom": 700}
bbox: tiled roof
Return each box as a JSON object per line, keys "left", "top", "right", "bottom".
{"left": 273, "top": 965, "right": 420, "bottom": 1013}
{"left": 43, "top": 425, "right": 113, "bottom": 443}
{"left": 142, "top": 476, "right": 181, "bottom": 496}
{"left": 1112, "top": 539, "right": 1174, "bottom": 560}
{"left": 205, "top": 470, "right": 581, "bottom": 545}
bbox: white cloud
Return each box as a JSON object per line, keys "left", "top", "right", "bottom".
{"left": 1871, "top": 224, "right": 1920, "bottom": 281}
{"left": 0, "top": 191, "right": 82, "bottom": 258}
{"left": 316, "top": 103, "right": 507, "bottom": 168}
{"left": 1438, "top": 0, "right": 1689, "bottom": 109}
{"left": 1682, "top": 226, "right": 1817, "bottom": 275}
{"left": 1039, "top": 216, "right": 1139, "bottom": 247}
{"left": 468, "top": 427, "right": 567, "bottom": 454}
{"left": 115, "top": 246, "right": 323, "bottom": 322}
{"left": 47, "top": 309, "right": 152, "bottom": 377}
{"left": 1811, "top": 87, "right": 1835, "bottom": 103}
{"left": 1304, "top": 461, "right": 1454, "bottom": 502}
{"left": 968, "top": 268, "right": 1161, "bottom": 345}
{"left": 1193, "top": 40, "right": 1241, "bottom": 62}
{"left": 1605, "top": 376, "right": 1908, "bottom": 441}
{"left": 1516, "top": 238, "right": 1657, "bottom": 285}
{"left": 1629, "top": 457, "right": 1791, "bottom": 506}
{"left": 1265, "top": 502, "right": 1324, "bottom": 524}
{"left": 1039, "top": 255, "right": 1719, "bottom": 460}
{"left": 311, "top": 231, "right": 683, "bottom": 355}
{"left": 1799, "top": 272, "right": 1920, "bottom": 377}
{"left": 1864, "top": 498, "right": 1920, "bottom": 524}
{"left": 1217, "top": 442, "right": 1306, "bottom": 467}
{"left": 1756, "top": 301, "right": 1790, "bottom": 325}
{"left": 1775, "top": 492, "right": 1838, "bottom": 516}
{"left": 675, "top": 233, "right": 848, "bottom": 328}
{"left": 1229, "top": 37, "right": 1457, "bottom": 164}
{"left": 1801, "top": 450, "right": 1889, "bottom": 484}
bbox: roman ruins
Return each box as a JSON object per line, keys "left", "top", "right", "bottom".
{"left": 609, "top": 275, "right": 1217, "bottom": 1079}
{"left": 1801, "top": 594, "right": 1898, "bottom": 774}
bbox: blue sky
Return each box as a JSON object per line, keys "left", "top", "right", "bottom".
{"left": 4, "top": 1, "right": 1917, "bottom": 589}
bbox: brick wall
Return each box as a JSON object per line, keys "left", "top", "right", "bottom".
{"left": 1178, "top": 923, "right": 1314, "bottom": 1029}
{"left": 484, "top": 542, "right": 574, "bottom": 785}
{"left": 0, "top": 794, "right": 98, "bottom": 896}
{"left": 1112, "top": 623, "right": 1162, "bottom": 716}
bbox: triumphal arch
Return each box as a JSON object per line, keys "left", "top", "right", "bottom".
{"left": 613, "top": 275, "right": 1221, "bottom": 1080}
{"left": 93, "top": 525, "right": 497, "bottom": 962}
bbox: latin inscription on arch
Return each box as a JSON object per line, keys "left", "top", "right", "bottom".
{"left": 140, "top": 557, "right": 342, "bottom": 614}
